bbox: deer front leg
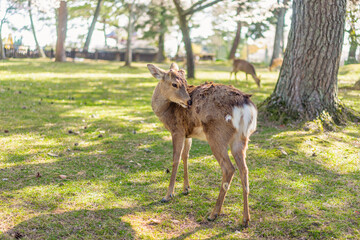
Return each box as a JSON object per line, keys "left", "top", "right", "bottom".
{"left": 161, "top": 134, "right": 185, "bottom": 203}
{"left": 182, "top": 138, "right": 192, "bottom": 195}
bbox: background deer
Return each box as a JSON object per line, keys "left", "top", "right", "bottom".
{"left": 269, "top": 57, "right": 283, "bottom": 71}
{"left": 230, "top": 59, "right": 261, "bottom": 88}
{"left": 147, "top": 63, "right": 257, "bottom": 227}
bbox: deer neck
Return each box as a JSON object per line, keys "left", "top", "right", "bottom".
{"left": 151, "top": 84, "right": 171, "bottom": 117}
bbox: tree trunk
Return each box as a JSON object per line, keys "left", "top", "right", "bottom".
{"left": 264, "top": 0, "right": 349, "bottom": 125}
{"left": 347, "top": 26, "right": 358, "bottom": 64}
{"left": 83, "top": 0, "right": 104, "bottom": 52}
{"left": 103, "top": 21, "right": 107, "bottom": 47}
{"left": 0, "top": 32, "right": 4, "bottom": 59}
{"left": 156, "top": 33, "right": 165, "bottom": 62}
{"left": 269, "top": 0, "right": 288, "bottom": 67}
{"left": 28, "top": 0, "right": 45, "bottom": 58}
{"left": 228, "top": 6, "right": 242, "bottom": 60}
{"left": 55, "top": 0, "right": 67, "bottom": 62}
{"left": 125, "top": 2, "right": 135, "bottom": 67}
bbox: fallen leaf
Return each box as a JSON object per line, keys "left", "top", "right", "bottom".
{"left": 36, "top": 172, "right": 41, "bottom": 178}
{"left": 47, "top": 152, "right": 59, "bottom": 157}
{"left": 59, "top": 175, "right": 67, "bottom": 179}
{"left": 77, "top": 171, "right": 85, "bottom": 175}
{"left": 4, "top": 130, "right": 9, "bottom": 133}
{"left": 148, "top": 219, "right": 161, "bottom": 225}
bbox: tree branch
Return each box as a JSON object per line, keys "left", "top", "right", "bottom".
{"left": 183, "top": 0, "right": 223, "bottom": 16}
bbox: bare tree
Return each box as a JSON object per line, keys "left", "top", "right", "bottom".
{"left": 28, "top": 0, "right": 45, "bottom": 58}
{"left": 173, "top": 0, "right": 223, "bottom": 78}
{"left": 55, "top": 0, "right": 67, "bottom": 62}
{"left": 263, "top": 0, "right": 359, "bottom": 126}
{"left": 83, "top": 0, "right": 104, "bottom": 52}
{"left": 124, "top": 0, "right": 135, "bottom": 67}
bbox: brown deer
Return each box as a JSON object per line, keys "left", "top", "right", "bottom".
{"left": 147, "top": 63, "right": 257, "bottom": 227}
{"left": 230, "top": 59, "right": 261, "bottom": 88}
{"left": 269, "top": 57, "right": 283, "bottom": 71}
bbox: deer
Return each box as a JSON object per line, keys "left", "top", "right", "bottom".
{"left": 230, "top": 59, "right": 261, "bottom": 88}
{"left": 147, "top": 63, "right": 257, "bottom": 227}
{"left": 269, "top": 58, "right": 283, "bottom": 71}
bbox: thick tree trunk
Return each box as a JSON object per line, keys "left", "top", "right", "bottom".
{"left": 264, "top": 0, "right": 349, "bottom": 124}
{"left": 83, "top": 0, "right": 104, "bottom": 52}
{"left": 55, "top": 0, "right": 67, "bottom": 62}
{"left": 125, "top": 2, "right": 134, "bottom": 67}
{"left": 28, "top": 0, "right": 45, "bottom": 58}
{"left": 269, "top": 0, "right": 288, "bottom": 67}
{"left": 229, "top": 6, "right": 242, "bottom": 60}
{"left": 156, "top": 33, "right": 165, "bottom": 62}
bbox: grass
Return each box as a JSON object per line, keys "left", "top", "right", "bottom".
{"left": 0, "top": 58, "right": 359, "bottom": 239}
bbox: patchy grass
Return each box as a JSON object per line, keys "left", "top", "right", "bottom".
{"left": 0, "top": 58, "right": 359, "bottom": 239}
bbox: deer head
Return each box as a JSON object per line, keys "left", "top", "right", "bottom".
{"left": 147, "top": 63, "right": 192, "bottom": 108}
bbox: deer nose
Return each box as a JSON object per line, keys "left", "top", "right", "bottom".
{"left": 187, "top": 100, "right": 192, "bottom": 106}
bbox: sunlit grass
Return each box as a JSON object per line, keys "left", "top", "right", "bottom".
{"left": 0, "top": 59, "right": 359, "bottom": 239}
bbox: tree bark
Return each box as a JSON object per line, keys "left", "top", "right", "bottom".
{"left": 103, "top": 21, "right": 107, "bottom": 47}
{"left": 264, "top": 0, "right": 349, "bottom": 124}
{"left": 173, "top": 0, "right": 222, "bottom": 79}
{"left": 156, "top": 32, "right": 165, "bottom": 62}
{"left": 229, "top": 6, "right": 242, "bottom": 60}
{"left": 173, "top": 0, "right": 195, "bottom": 78}
{"left": 55, "top": 0, "right": 67, "bottom": 62}
{"left": 28, "top": 0, "right": 45, "bottom": 58}
{"left": 269, "top": 0, "right": 288, "bottom": 67}
{"left": 83, "top": 0, "right": 104, "bottom": 52}
{"left": 347, "top": 26, "right": 358, "bottom": 63}
{"left": 124, "top": 2, "right": 135, "bottom": 67}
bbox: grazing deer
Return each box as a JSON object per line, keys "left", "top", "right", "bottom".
{"left": 230, "top": 59, "right": 261, "bottom": 88}
{"left": 269, "top": 58, "right": 283, "bottom": 71}
{"left": 147, "top": 63, "right": 257, "bottom": 227}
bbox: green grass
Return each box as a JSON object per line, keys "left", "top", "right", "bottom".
{"left": 0, "top": 58, "right": 359, "bottom": 239}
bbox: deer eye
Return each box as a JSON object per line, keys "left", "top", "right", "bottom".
{"left": 172, "top": 83, "right": 178, "bottom": 88}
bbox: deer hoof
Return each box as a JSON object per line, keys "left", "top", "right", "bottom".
{"left": 243, "top": 219, "right": 249, "bottom": 228}
{"left": 207, "top": 214, "right": 218, "bottom": 221}
{"left": 182, "top": 187, "right": 190, "bottom": 195}
{"left": 160, "top": 194, "right": 174, "bottom": 203}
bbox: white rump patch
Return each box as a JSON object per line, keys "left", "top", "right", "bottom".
{"left": 231, "top": 104, "right": 257, "bottom": 137}
{"left": 225, "top": 114, "right": 232, "bottom": 122}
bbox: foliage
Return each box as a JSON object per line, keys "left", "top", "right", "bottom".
{"left": 0, "top": 59, "right": 359, "bottom": 239}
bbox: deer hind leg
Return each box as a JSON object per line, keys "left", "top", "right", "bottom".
{"left": 230, "top": 136, "right": 250, "bottom": 227}
{"left": 234, "top": 72, "right": 238, "bottom": 81}
{"left": 182, "top": 138, "right": 192, "bottom": 195}
{"left": 161, "top": 134, "right": 185, "bottom": 203}
{"left": 206, "top": 139, "right": 235, "bottom": 221}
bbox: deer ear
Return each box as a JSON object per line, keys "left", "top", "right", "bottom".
{"left": 178, "top": 69, "right": 186, "bottom": 77}
{"left": 170, "top": 63, "right": 179, "bottom": 71}
{"left": 147, "top": 64, "right": 165, "bottom": 80}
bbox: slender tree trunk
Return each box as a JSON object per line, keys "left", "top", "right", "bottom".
{"left": 156, "top": 33, "right": 165, "bottom": 62}
{"left": 0, "top": 29, "right": 4, "bottom": 59}
{"left": 229, "top": 6, "right": 242, "bottom": 60}
{"left": 103, "top": 21, "right": 107, "bottom": 47}
{"left": 173, "top": 0, "right": 195, "bottom": 78}
{"left": 347, "top": 26, "right": 358, "bottom": 63}
{"left": 55, "top": 0, "right": 67, "bottom": 62}
{"left": 264, "top": 0, "right": 348, "bottom": 124}
{"left": 269, "top": 0, "right": 288, "bottom": 67}
{"left": 28, "top": 0, "right": 45, "bottom": 58}
{"left": 125, "top": 2, "right": 135, "bottom": 67}
{"left": 83, "top": 0, "right": 104, "bottom": 52}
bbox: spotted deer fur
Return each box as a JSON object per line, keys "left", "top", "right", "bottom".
{"left": 147, "top": 63, "right": 257, "bottom": 227}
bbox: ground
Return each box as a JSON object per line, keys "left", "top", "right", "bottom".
{"left": 0, "top": 59, "right": 359, "bottom": 239}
